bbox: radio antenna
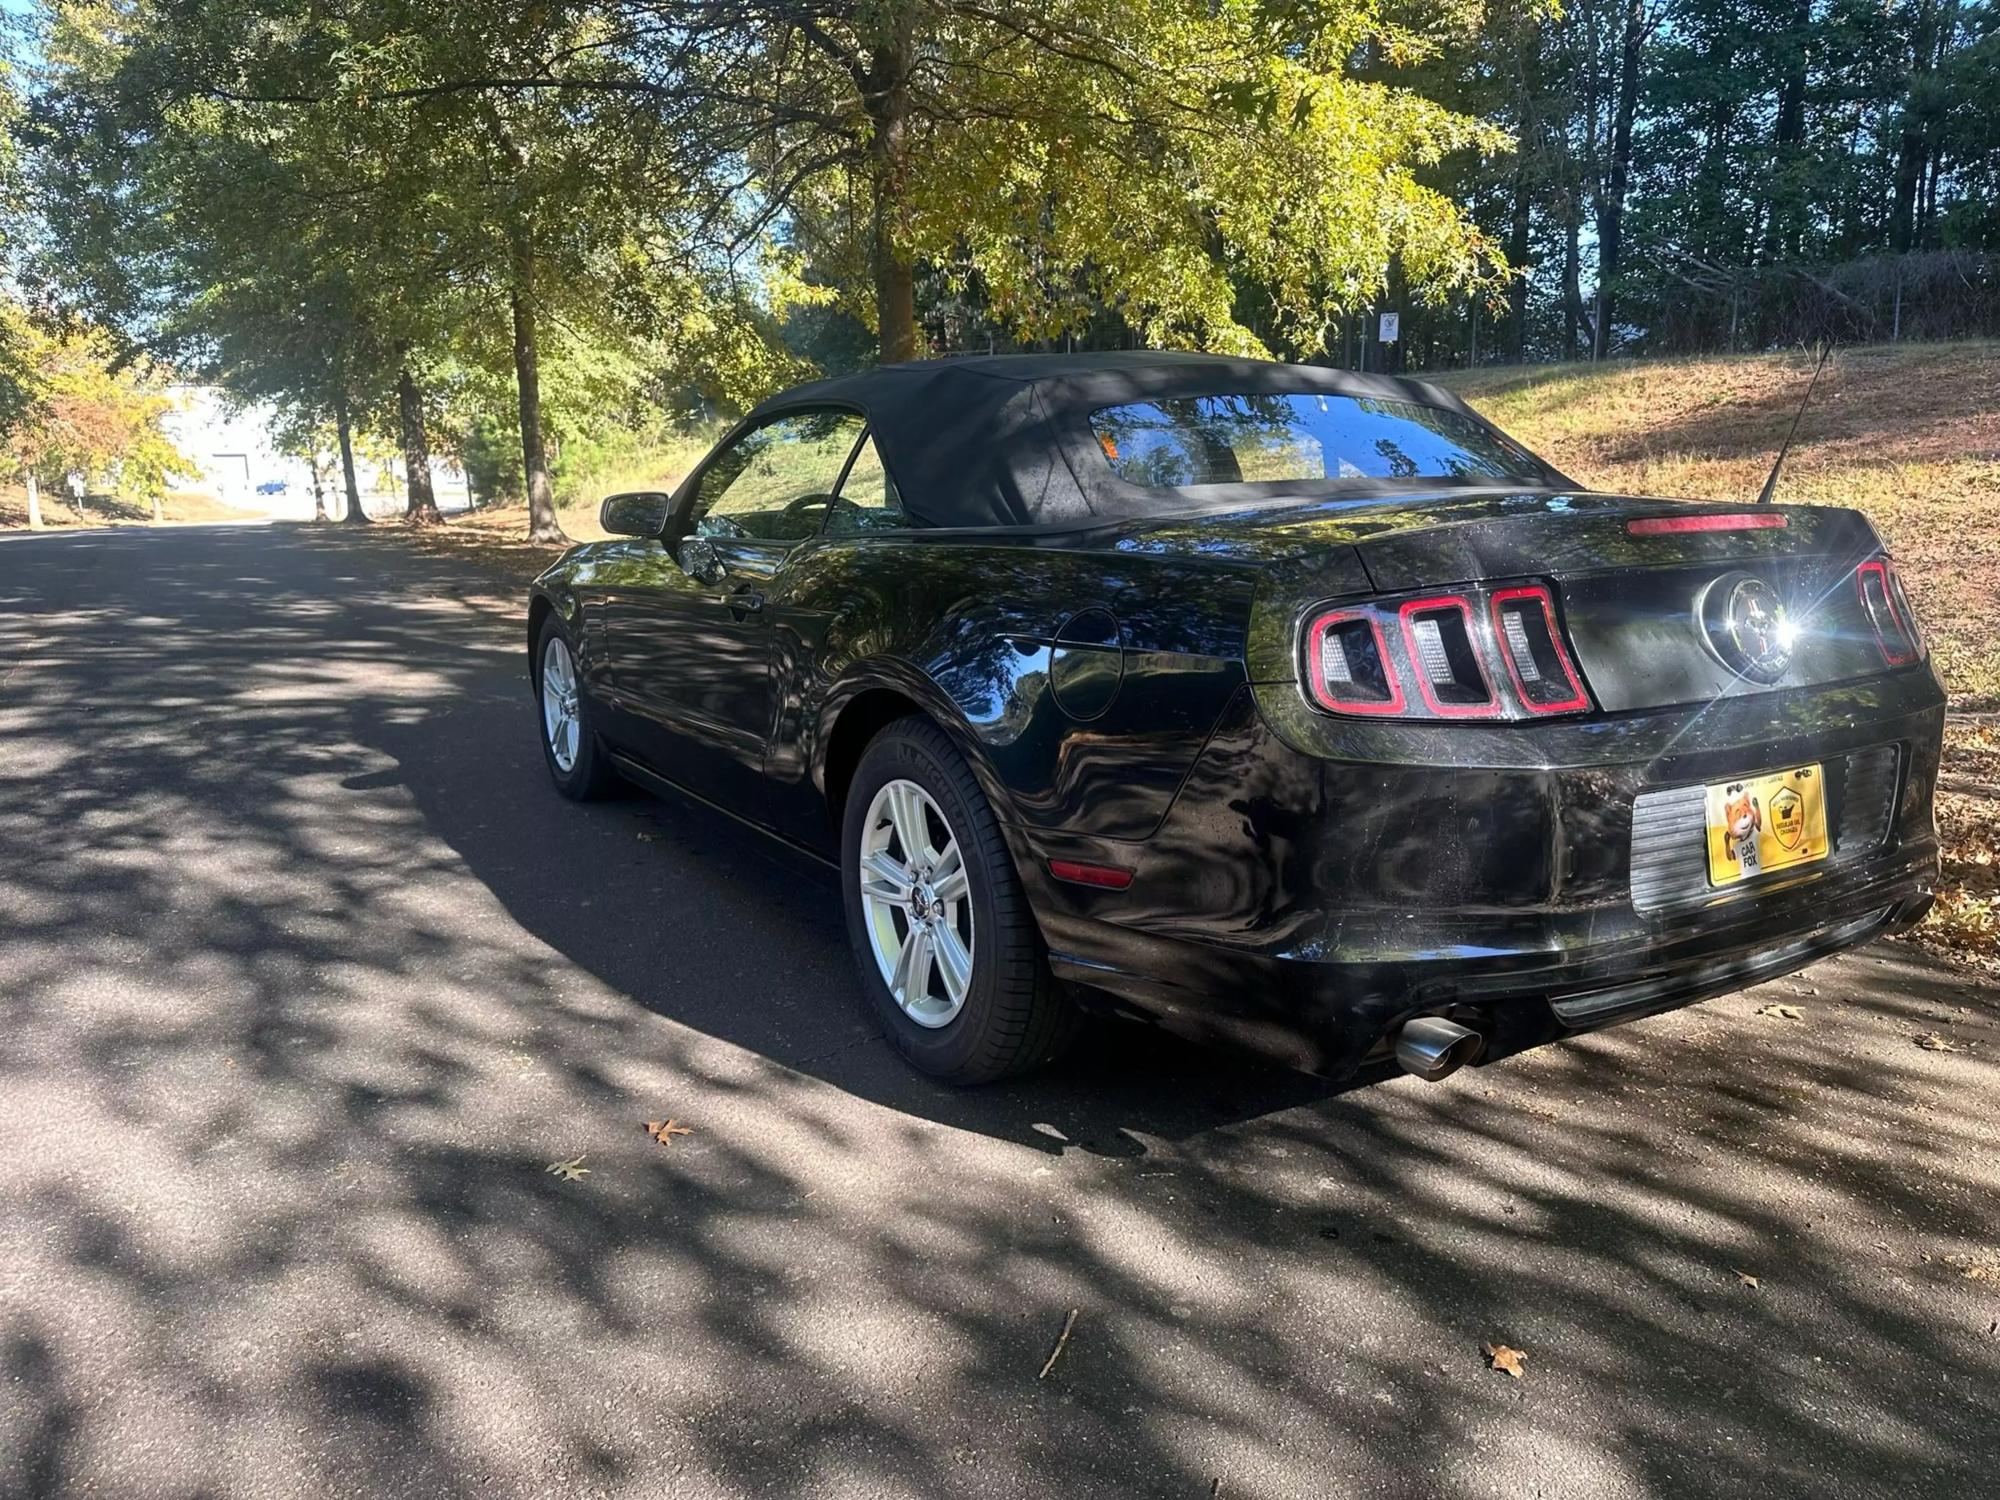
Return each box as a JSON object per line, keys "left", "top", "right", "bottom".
{"left": 1757, "top": 342, "right": 1833, "bottom": 505}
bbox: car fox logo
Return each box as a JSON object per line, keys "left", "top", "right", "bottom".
{"left": 1721, "top": 783, "right": 1762, "bottom": 872}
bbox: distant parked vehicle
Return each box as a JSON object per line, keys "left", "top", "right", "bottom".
{"left": 255, "top": 479, "right": 288, "bottom": 495}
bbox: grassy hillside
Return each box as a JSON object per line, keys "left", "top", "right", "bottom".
{"left": 1444, "top": 342, "right": 1998, "bottom": 967}
{"left": 0, "top": 484, "right": 254, "bottom": 529}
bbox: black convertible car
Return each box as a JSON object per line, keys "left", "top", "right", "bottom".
{"left": 527, "top": 352, "right": 1942, "bottom": 1085}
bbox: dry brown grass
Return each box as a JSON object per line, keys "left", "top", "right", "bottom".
{"left": 381, "top": 498, "right": 613, "bottom": 578}
{"left": 0, "top": 484, "right": 257, "bottom": 529}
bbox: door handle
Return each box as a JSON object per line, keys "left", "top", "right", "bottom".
{"left": 727, "top": 588, "right": 765, "bottom": 618}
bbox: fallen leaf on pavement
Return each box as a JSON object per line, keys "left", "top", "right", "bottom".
{"left": 645, "top": 1119, "right": 694, "bottom": 1144}
{"left": 636, "top": 832, "right": 660, "bottom": 842}
{"left": 1757, "top": 1004, "right": 1804, "bottom": 1020}
{"left": 1735, "top": 1269, "right": 1761, "bottom": 1289}
{"left": 1915, "top": 1032, "right": 1963, "bottom": 1052}
{"left": 545, "top": 1155, "right": 590, "bottom": 1181}
{"left": 1481, "top": 1342, "right": 1526, "bottom": 1378}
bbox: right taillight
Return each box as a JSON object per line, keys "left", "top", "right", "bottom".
{"left": 1300, "top": 581, "right": 1591, "bottom": 721}
{"left": 1856, "top": 557, "right": 1921, "bottom": 666}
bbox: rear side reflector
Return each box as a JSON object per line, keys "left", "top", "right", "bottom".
{"left": 1856, "top": 557, "right": 1921, "bottom": 666}
{"left": 1627, "top": 513, "right": 1789, "bottom": 535}
{"left": 1047, "top": 859, "right": 1135, "bottom": 890}
{"left": 1488, "top": 585, "right": 1590, "bottom": 714}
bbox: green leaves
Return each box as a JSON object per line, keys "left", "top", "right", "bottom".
{"left": 27, "top": 0, "right": 1520, "bottom": 445}
{"left": 733, "top": 0, "right": 1511, "bottom": 358}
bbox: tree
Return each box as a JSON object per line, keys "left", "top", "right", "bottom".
{"left": 2, "top": 319, "right": 194, "bottom": 516}
{"left": 240, "top": 1, "right": 1514, "bottom": 365}
{"left": 687, "top": 0, "right": 1513, "bottom": 360}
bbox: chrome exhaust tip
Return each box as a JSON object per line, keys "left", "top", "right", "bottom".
{"left": 1393, "top": 1017, "right": 1485, "bottom": 1082}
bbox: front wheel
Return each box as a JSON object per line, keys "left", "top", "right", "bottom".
{"left": 841, "top": 718, "right": 1079, "bottom": 1084}
{"left": 536, "top": 622, "right": 617, "bottom": 800}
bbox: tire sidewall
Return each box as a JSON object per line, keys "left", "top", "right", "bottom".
{"left": 840, "top": 725, "right": 1018, "bottom": 1080}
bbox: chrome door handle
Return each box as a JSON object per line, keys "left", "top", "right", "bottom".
{"left": 728, "top": 589, "right": 765, "bottom": 617}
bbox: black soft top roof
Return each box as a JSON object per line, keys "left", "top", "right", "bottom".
{"left": 738, "top": 350, "right": 1566, "bottom": 530}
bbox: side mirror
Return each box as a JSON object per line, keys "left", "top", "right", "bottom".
{"left": 678, "top": 536, "right": 725, "bottom": 584}
{"left": 600, "top": 491, "right": 672, "bottom": 538}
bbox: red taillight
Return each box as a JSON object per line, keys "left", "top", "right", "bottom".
{"left": 1856, "top": 557, "right": 1921, "bottom": 666}
{"left": 1304, "top": 609, "right": 1405, "bottom": 716}
{"left": 1488, "top": 585, "right": 1591, "bottom": 714}
{"left": 1396, "top": 595, "right": 1500, "bottom": 719}
{"left": 1627, "top": 513, "right": 1789, "bottom": 535}
{"left": 1299, "top": 581, "right": 1592, "bottom": 722}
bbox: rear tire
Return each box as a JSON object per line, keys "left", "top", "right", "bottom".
{"left": 535, "top": 619, "right": 618, "bottom": 801}
{"left": 841, "top": 718, "right": 1079, "bottom": 1084}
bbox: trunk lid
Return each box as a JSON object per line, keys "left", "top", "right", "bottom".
{"left": 1110, "top": 487, "right": 1898, "bottom": 713}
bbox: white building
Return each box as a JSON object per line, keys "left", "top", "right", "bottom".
{"left": 161, "top": 387, "right": 469, "bottom": 519}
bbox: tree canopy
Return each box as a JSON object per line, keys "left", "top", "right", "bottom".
{"left": 3, "top": 0, "right": 1997, "bottom": 533}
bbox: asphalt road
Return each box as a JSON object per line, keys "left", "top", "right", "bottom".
{"left": 2, "top": 523, "right": 1996, "bottom": 1500}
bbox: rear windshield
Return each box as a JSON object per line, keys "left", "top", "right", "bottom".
{"left": 1088, "top": 393, "right": 1544, "bottom": 488}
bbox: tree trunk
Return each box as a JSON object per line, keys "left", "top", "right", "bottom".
{"left": 310, "top": 453, "right": 328, "bottom": 522}
{"left": 1507, "top": 169, "right": 1532, "bottom": 362}
{"left": 1760, "top": 0, "right": 1811, "bottom": 265}
{"left": 1563, "top": 212, "right": 1586, "bottom": 360}
{"left": 24, "top": 471, "right": 40, "bottom": 530}
{"left": 1890, "top": 0, "right": 1942, "bottom": 251}
{"left": 396, "top": 359, "right": 441, "bottom": 526}
{"left": 508, "top": 219, "right": 565, "bottom": 543}
{"left": 151, "top": 494, "right": 163, "bottom": 524}
{"left": 334, "top": 389, "right": 368, "bottom": 524}
{"left": 1594, "top": 0, "right": 1645, "bottom": 359}
{"left": 864, "top": 31, "right": 919, "bottom": 363}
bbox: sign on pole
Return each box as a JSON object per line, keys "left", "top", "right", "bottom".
{"left": 1378, "top": 312, "right": 1400, "bottom": 344}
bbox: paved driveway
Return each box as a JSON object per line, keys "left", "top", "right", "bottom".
{"left": 1, "top": 524, "right": 1995, "bottom": 1499}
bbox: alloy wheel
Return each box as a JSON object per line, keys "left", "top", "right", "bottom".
{"left": 541, "top": 634, "right": 581, "bottom": 773}
{"left": 857, "top": 778, "right": 975, "bottom": 1028}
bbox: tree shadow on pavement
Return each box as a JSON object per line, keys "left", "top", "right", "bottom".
{"left": 1, "top": 524, "right": 1996, "bottom": 1500}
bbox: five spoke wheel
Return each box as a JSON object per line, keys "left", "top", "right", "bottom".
{"left": 857, "top": 778, "right": 975, "bottom": 1028}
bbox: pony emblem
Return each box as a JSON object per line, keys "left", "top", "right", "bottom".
{"left": 1699, "top": 574, "right": 1795, "bottom": 683}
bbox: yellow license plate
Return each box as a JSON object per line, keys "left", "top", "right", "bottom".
{"left": 1705, "top": 764, "right": 1829, "bottom": 886}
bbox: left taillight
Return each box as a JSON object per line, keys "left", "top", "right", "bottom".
{"left": 1300, "top": 582, "right": 1592, "bottom": 722}
{"left": 1305, "top": 610, "right": 1405, "bottom": 715}
{"left": 1855, "top": 556, "right": 1922, "bottom": 667}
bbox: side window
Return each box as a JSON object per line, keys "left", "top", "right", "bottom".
{"left": 825, "top": 433, "right": 910, "bottom": 534}
{"left": 692, "top": 409, "right": 866, "bottom": 542}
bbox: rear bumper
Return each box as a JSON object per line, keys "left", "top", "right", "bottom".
{"left": 1021, "top": 667, "right": 1945, "bottom": 1075}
